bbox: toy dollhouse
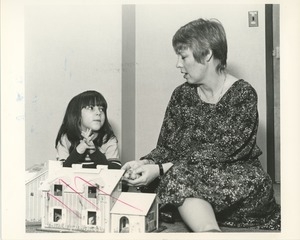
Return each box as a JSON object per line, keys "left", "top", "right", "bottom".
{"left": 39, "top": 160, "right": 159, "bottom": 233}
{"left": 110, "top": 192, "right": 158, "bottom": 233}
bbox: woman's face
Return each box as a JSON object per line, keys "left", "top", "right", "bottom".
{"left": 176, "top": 48, "right": 208, "bottom": 84}
{"left": 80, "top": 105, "right": 106, "bottom": 132}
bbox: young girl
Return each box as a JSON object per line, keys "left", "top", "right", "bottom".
{"left": 55, "top": 90, "right": 121, "bottom": 169}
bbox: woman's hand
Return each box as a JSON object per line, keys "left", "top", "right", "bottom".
{"left": 123, "top": 164, "right": 160, "bottom": 187}
{"left": 121, "top": 160, "right": 146, "bottom": 171}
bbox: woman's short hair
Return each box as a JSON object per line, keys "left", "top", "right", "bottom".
{"left": 172, "top": 18, "right": 227, "bottom": 73}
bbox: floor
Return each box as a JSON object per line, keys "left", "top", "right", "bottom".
{"left": 26, "top": 184, "right": 280, "bottom": 233}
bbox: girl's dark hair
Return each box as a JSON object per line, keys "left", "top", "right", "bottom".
{"left": 172, "top": 18, "right": 227, "bottom": 73}
{"left": 55, "top": 90, "right": 116, "bottom": 152}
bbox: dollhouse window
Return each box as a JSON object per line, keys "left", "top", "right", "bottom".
{"left": 88, "top": 186, "right": 97, "bottom": 198}
{"left": 54, "top": 184, "right": 63, "bottom": 196}
{"left": 53, "top": 209, "right": 62, "bottom": 222}
{"left": 119, "top": 216, "right": 129, "bottom": 233}
{"left": 87, "top": 211, "right": 96, "bottom": 225}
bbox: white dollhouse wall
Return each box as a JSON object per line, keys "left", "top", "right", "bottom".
{"left": 110, "top": 192, "right": 159, "bottom": 233}
{"left": 110, "top": 209, "right": 157, "bottom": 233}
{"left": 26, "top": 163, "right": 48, "bottom": 223}
{"left": 40, "top": 160, "right": 124, "bottom": 232}
{"left": 38, "top": 160, "right": 159, "bottom": 233}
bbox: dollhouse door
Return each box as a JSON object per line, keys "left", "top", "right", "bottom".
{"left": 119, "top": 216, "right": 130, "bottom": 233}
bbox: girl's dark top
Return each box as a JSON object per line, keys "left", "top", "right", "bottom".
{"left": 141, "top": 79, "right": 280, "bottom": 230}
{"left": 57, "top": 136, "right": 121, "bottom": 169}
{"left": 62, "top": 147, "right": 121, "bottom": 169}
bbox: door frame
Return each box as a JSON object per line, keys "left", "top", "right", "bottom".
{"left": 265, "top": 4, "right": 280, "bottom": 183}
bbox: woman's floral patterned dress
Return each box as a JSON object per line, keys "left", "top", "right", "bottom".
{"left": 141, "top": 79, "right": 280, "bottom": 230}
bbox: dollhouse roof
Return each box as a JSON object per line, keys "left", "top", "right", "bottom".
{"left": 40, "top": 160, "right": 124, "bottom": 195}
{"left": 110, "top": 192, "right": 157, "bottom": 216}
{"left": 25, "top": 162, "right": 48, "bottom": 184}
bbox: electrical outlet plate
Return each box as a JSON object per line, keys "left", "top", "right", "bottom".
{"left": 248, "top": 11, "right": 258, "bottom": 27}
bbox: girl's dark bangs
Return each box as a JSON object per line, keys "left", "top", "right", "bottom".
{"left": 80, "top": 94, "right": 107, "bottom": 109}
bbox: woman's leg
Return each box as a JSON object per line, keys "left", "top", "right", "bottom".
{"left": 178, "top": 198, "right": 221, "bottom": 232}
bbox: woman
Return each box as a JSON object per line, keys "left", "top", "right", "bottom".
{"left": 122, "top": 18, "right": 280, "bottom": 232}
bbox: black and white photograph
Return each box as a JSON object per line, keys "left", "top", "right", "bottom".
{"left": 1, "top": 0, "right": 300, "bottom": 240}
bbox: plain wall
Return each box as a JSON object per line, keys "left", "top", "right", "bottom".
{"left": 25, "top": 5, "right": 122, "bottom": 169}
{"left": 135, "top": 4, "right": 267, "bottom": 170}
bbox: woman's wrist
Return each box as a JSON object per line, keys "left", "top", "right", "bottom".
{"left": 157, "top": 163, "right": 164, "bottom": 177}
{"left": 159, "top": 162, "right": 173, "bottom": 176}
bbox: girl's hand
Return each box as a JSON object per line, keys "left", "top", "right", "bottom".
{"left": 80, "top": 128, "right": 96, "bottom": 154}
{"left": 123, "top": 164, "right": 160, "bottom": 187}
{"left": 81, "top": 128, "right": 91, "bottom": 139}
{"left": 81, "top": 128, "right": 96, "bottom": 142}
{"left": 76, "top": 139, "right": 96, "bottom": 154}
{"left": 76, "top": 129, "right": 96, "bottom": 154}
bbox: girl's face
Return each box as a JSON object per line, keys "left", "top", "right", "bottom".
{"left": 80, "top": 105, "right": 105, "bottom": 132}
{"left": 176, "top": 48, "right": 208, "bottom": 84}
